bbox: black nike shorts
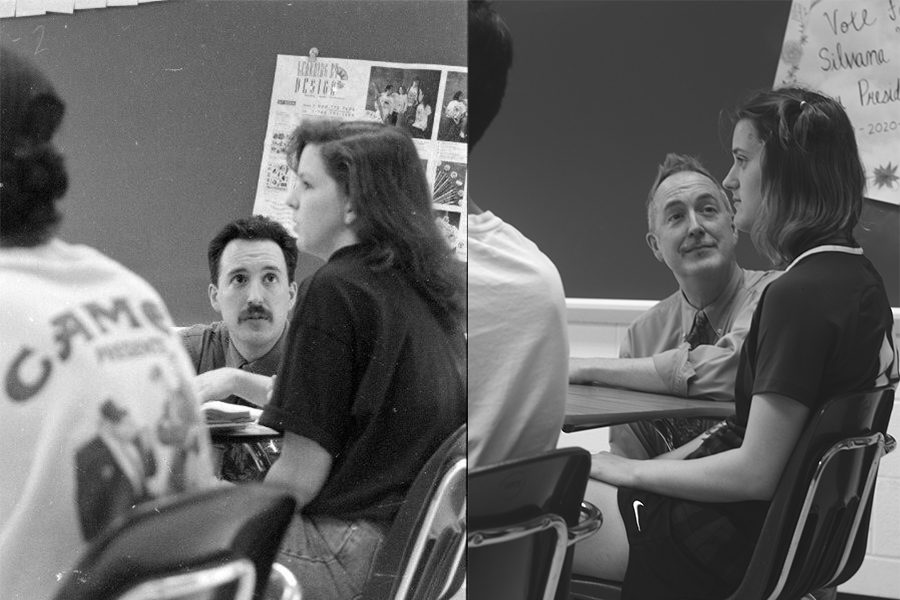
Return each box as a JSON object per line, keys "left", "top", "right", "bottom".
{"left": 615, "top": 487, "right": 755, "bottom": 600}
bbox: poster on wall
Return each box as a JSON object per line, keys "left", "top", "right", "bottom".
{"left": 774, "top": 0, "right": 900, "bottom": 206}
{"left": 252, "top": 52, "right": 469, "bottom": 259}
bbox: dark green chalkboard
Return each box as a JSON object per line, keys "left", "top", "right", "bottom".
{"left": 1, "top": 0, "right": 466, "bottom": 324}
{"left": 470, "top": 0, "right": 899, "bottom": 306}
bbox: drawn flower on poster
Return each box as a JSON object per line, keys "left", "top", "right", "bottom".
{"left": 781, "top": 40, "right": 804, "bottom": 67}
{"left": 872, "top": 162, "right": 899, "bottom": 189}
{"left": 433, "top": 161, "right": 466, "bottom": 207}
{"left": 779, "top": 0, "right": 824, "bottom": 86}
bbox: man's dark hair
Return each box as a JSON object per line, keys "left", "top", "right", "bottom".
{"left": 468, "top": 0, "right": 513, "bottom": 148}
{"left": 207, "top": 215, "right": 299, "bottom": 284}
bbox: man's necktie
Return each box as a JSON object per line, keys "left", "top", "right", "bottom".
{"left": 685, "top": 310, "right": 716, "bottom": 349}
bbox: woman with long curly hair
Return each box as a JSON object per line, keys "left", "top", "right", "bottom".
{"left": 258, "top": 119, "right": 465, "bottom": 599}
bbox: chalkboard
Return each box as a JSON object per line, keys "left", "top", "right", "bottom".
{"left": 0, "top": 0, "right": 466, "bottom": 324}
{"left": 470, "top": 0, "right": 899, "bottom": 306}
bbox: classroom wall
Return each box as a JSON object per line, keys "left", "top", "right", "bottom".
{"left": 0, "top": 0, "right": 466, "bottom": 325}
{"left": 470, "top": 0, "right": 900, "bottom": 306}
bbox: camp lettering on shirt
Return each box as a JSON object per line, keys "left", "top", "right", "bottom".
{"left": 0, "top": 239, "right": 214, "bottom": 600}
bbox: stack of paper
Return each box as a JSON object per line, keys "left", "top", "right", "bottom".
{"left": 202, "top": 401, "right": 254, "bottom": 425}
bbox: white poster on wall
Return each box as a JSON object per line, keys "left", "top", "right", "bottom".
{"left": 774, "top": 0, "right": 900, "bottom": 205}
{"left": 252, "top": 52, "right": 469, "bottom": 259}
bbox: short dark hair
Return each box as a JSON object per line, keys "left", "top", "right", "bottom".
{"left": 284, "top": 119, "right": 465, "bottom": 330}
{"left": 0, "top": 48, "right": 69, "bottom": 247}
{"left": 728, "top": 87, "right": 864, "bottom": 265}
{"left": 207, "top": 215, "right": 299, "bottom": 284}
{"left": 468, "top": 0, "right": 513, "bottom": 148}
{"left": 646, "top": 153, "right": 731, "bottom": 231}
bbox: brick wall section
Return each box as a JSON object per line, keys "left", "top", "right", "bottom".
{"left": 562, "top": 299, "right": 900, "bottom": 599}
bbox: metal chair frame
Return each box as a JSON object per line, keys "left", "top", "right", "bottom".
{"left": 363, "top": 424, "right": 467, "bottom": 600}
{"left": 117, "top": 557, "right": 256, "bottom": 600}
{"left": 468, "top": 501, "right": 603, "bottom": 600}
{"left": 467, "top": 447, "right": 603, "bottom": 600}
{"left": 765, "top": 432, "right": 894, "bottom": 600}
{"left": 393, "top": 457, "right": 467, "bottom": 600}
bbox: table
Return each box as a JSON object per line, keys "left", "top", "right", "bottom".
{"left": 208, "top": 422, "right": 282, "bottom": 443}
{"left": 564, "top": 384, "right": 735, "bottom": 433}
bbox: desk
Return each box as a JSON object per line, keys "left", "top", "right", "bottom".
{"left": 564, "top": 384, "right": 735, "bottom": 433}
{"left": 208, "top": 422, "right": 282, "bottom": 444}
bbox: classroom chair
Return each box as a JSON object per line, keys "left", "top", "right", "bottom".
{"left": 53, "top": 483, "right": 298, "bottom": 600}
{"left": 467, "top": 447, "right": 604, "bottom": 600}
{"left": 569, "top": 384, "right": 897, "bottom": 600}
{"left": 363, "top": 423, "right": 467, "bottom": 600}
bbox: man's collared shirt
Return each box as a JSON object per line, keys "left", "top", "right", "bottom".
{"left": 179, "top": 321, "right": 287, "bottom": 407}
{"left": 621, "top": 268, "right": 781, "bottom": 401}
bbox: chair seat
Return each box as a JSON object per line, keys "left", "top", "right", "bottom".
{"left": 468, "top": 448, "right": 603, "bottom": 600}
{"left": 54, "top": 484, "right": 297, "bottom": 600}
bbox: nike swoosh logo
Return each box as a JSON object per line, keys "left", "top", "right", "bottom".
{"left": 632, "top": 500, "right": 644, "bottom": 532}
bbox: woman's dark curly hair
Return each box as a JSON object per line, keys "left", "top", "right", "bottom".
{"left": 1, "top": 48, "right": 69, "bottom": 247}
{"left": 285, "top": 119, "right": 465, "bottom": 331}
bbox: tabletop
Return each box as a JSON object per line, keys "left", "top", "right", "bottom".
{"left": 208, "top": 422, "right": 282, "bottom": 443}
{"left": 564, "top": 384, "right": 735, "bottom": 433}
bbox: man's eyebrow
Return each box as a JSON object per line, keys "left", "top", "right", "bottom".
{"left": 696, "top": 192, "right": 721, "bottom": 202}
{"left": 661, "top": 198, "right": 686, "bottom": 211}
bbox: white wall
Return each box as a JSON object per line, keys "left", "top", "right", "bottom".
{"left": 562, "top": 298, "right": 900, "bottom": 598}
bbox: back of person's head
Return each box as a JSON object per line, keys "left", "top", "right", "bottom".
{"left": 285, "top": 119, "right": 464, "bottom": 328}
{"left": 645, "top": 153, "right": 731, "bottom": 230}
{"left": 0, "top": 49, "right": 68, "bottom": 247}
{"left": 207, "top": 215, "right": 299, "bottom": 284}
{"left": 468, "top": 0, "right": 513, "bottom": 148}
{"left": 729, "top": 87, "right": 863, "bottom": 265}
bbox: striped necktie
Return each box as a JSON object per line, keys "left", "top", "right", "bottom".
{"left": 685, "top": 310, "right": 716, "bottom": 349}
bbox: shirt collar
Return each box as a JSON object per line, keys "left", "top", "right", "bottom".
{"left": 225, "top": 323, "right": 288, "bottom": 373}
{"left": 679, "top": 266, "right": 744, "bottom": 339}
{"left": 785, "top": 244, "right": 863, "bottom": 272}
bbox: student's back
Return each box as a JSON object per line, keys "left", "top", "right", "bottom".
{"left": 0, "top": 49, "right": 215, "bottom": 599}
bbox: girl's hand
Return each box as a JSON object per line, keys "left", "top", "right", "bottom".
{"left": 590, "top": 451, "right": 637, "bottom": 487}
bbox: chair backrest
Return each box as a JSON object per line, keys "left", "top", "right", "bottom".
{"left": 363, "top": 423, "right": 467, "bottom": 600}
{"left": 467, "top": 447, "right": 594, "bottom": 600}
{"left": 54, "top": 483, "right": 297, "bottom": 600}
{"left": 728, "top": 385, "right": 896, "bottom": 600}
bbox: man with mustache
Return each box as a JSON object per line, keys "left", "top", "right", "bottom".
{"left": 569, "top": 154, "right": 779, "bottom": 458}
{"left": 181, "top": 215, "right": 298, "bottom": 409}
{"left": 180, "top": 216, "right": 297, "bottom": 481}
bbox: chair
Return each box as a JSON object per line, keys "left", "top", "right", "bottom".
{"left": 54, "top": 483, "right": 298, "bottom": 600}
{"left": 363, "top": 423, "right": 467, "bottom": 600}
{"left": 467, "top": 447, "right": 604, "bottom": 600}
{"left": 569, "top": 384, "right": 897, "bottom": 600}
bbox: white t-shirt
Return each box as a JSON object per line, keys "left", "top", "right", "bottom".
{"left": 0, "top": 239, "right": 215, "bottom": 600}
{"left": 467, "top": 210, "right": 569, "bottom": 468}
{"left": 412, "top": 103, "right": 432, "bottom": 131}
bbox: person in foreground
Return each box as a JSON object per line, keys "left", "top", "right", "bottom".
{"left": 572, "top": 87, "right": 898, "bottom": 599}
{"left": 569, "top": 153, "right": 779, "bottom": 458}
{"left": 258, "top": 119, "right": 467, "bottom": 599}
{"left": 0, "top": 49, "right": 215, "bottom": 600}
{"left": 466, "top": 0, "right": 569, "bottom": 468}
